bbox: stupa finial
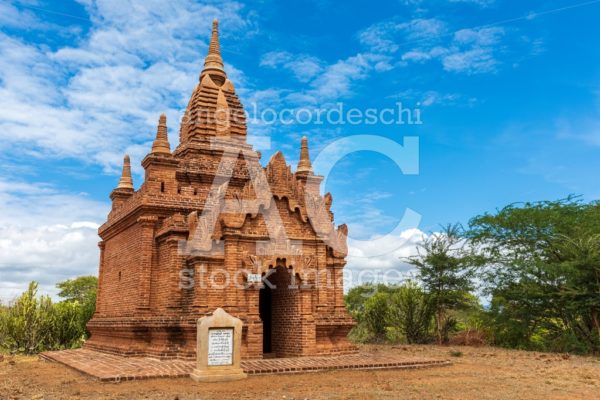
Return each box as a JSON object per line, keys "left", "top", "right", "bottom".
{"left": 117, "top": 154, "right": 134, "bottom": 190}
{"left": 200, "top": 18, "right": 226, "bottom": 86}
{"left": 151, "top": 113, "right": 171, "bottom": 154}
{"left": 296, "top": 136, "right": 313, "bottom": 174}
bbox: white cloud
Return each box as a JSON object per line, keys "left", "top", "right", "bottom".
{"left": 391, "top": 89, "right": 473, "bottom": 107}
{"left": 442, "top": 48, "right": 495, "bottom": 74}
{"left": 0, "top": 0, "right": 256, "bottom": 172}
{"left": 359, "top": 18, "right": 446, "bottom": 54}
{"left": 437, "top": 27, "right": 504, "bottom": 74}
{"left": 449, "top": 0, "right": 495, "bottom": 6}
{"left": 258, "top": 49, "right": 393, "bottom": 106}
{"left": 260, "top": 51, "right": 323, "bottom": 83}
{"left": 309, "top": 53, "right": 392, "bottom": 100}
{"left": 453, "top": 27, "right": 503, "bottom": 46}
{"left": 345, "top": 228, "right": 427, "bottom": 288}
{"left": 0, "top": 179, "right": 109, "bottom": 302}
{"left": 0, "top": 1, "right": 49, "bottom": 30}
{"left": 359, "top": 13, "right": 509, "bottom": 75}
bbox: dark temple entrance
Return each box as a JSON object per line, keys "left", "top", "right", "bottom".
{"left": 259, "top": 283, "right": 272, "bottom": 354}
{"left": 258, "top": 265, "right": 302, "bottom": 358}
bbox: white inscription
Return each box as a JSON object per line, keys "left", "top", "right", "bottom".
{"left": 247, "top": 273, "right": 262, "bottom": 283}
{"left": 207, "top": 328, "right": 233, "bottom": 366}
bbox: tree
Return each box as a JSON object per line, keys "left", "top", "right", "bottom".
{"left": 468, "top": 197, "right": 600, "bottom": 353}
{"left": 345, "top": 283, "right": 397, "bottom": 321}
{"left": 57, "top": 276, "right": 97, "bottom": 332}
{"left": 404, "top": 224, "right": 480, "bottom": 344}
{"left": 56, "top": 276, "right": 98, "bottom": 303}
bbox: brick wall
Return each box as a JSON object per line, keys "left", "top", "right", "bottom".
{"left": 98, "top": 221, "right": 143, "bottom": 316}
{"left": 269, "top": 266, "right": 305, "bottom": 357}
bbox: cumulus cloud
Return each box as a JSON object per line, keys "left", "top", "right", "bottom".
{"left": 0, "top": 0, "right": 256, "bottom": 172}
{"left": 0, "top": 179, "right": 109, "bottom": 302}
{"left": 0, "top": 1, "right": 49, "bottom": 30}
{"left": 345, "top": 228, "right": 427, "bottom": 288}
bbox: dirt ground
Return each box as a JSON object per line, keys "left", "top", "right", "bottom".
{"left": 1, "top": 345, "right": 599, "bottom": 400}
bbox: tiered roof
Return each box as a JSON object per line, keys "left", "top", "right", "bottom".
{"left": 178, "top": 19, "right": 247, "bottom": 145}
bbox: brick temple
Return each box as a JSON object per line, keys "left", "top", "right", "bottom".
{"left": 86, "top": 20, "right": 356, "bottom": 360}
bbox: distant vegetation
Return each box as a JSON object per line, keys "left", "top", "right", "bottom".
{"left": 0, "top": 277, "right": 97, "bottom": 354}
{"left": 347, "top": 197, "right": 600, "bottom": 355}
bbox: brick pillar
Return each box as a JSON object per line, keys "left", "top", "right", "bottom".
{"left": 137, "top": 216, "right": 158, "bottom": 312}
{"left": 95, "top": 241, "right": 105, "bottom": 315}
{"left": 316, "top": 244, "right": 328, "bottom": 313}
{"left": 243, "top": 287, "right": 263, "bottom": 359}
{"left": 300, "top": 287, "right": 316, "bottom": 355}
{"left": 222, "top": 231, "right": 241, "bottom": 313}
{"left": 189, "top": 258, "right": 210, "bottom": 312}
{"left": 333, "top": 262, "right": 346, "bottom": 314}
{"left": 166, "top": 237, "right": 186, "bottom": 310}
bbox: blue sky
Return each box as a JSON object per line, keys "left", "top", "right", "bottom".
{"left": 1, "top": 0, "right": 600, "bottom": 299}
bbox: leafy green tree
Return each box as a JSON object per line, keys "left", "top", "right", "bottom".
{"left": 345, "top": 284, "right": 379, "bottom": 321}
{"left": 56, "top": 276, "right": 97, "bottom": 334}
{"left": 404, "top": 224, "right": 481, "bottom": 344}
{"left": 345, "top": 283, "right": 398, "bottom": 321}
{"left": 56, "top": 276, "right": 97, "bottom": 303}
{"left": 468, "top": 197, "right": 600, "bottom": 353}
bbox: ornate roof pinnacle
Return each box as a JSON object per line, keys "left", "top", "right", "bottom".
{"left": 151, "top": 113, "right": 171, "bottom": 154}
{"left": 296, "top": 136, "right": 313, "bottom": 174}
{"left": 117, "top": 154, "right": 134, "bottom": 190}
{"left": 200, "top": 18, "right": 226, "bottom": 86}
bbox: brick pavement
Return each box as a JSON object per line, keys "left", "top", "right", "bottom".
{"left": 40, "top": 349, "right": 450, "bottom": 382}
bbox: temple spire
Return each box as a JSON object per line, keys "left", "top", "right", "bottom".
{"left": 151, "top": 113, "right": 171, "bottom": 154}
{"left": 200, "top": 19, "right": 226, "bottom": 86}
{"left": 296, "top": 136, "right": 313, "bottom": 175}
{"left": 117, "top": 154, "right": 134, "bottom": 190}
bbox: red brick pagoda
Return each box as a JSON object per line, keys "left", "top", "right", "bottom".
{"left": 86, "top": 20, "right": 355, "bottom": 359}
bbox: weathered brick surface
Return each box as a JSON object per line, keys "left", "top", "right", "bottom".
{"left": 86, "top": 19, "right": 357, "bottom": 361}
{"left": 40, "top": 349, "right": 451, "bottom": 382}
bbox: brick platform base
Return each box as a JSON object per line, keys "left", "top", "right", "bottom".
{"left": 40, "top": 349, "right": 450, "bottom": 382}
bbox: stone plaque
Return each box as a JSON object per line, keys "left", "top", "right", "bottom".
{"left": 190, "top": 308, "right": 247, "bottom": 382}
{"left": 208, "top": 328, "right": 233, "bottom": 366}
{"left": 247, "top": 273, "right": 262, "bottom": 283}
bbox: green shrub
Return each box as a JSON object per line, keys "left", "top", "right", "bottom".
{"left": 50, "top": 301, "right": 87, "bottom": 349}
{"left": 0, "top": 278, "right": 97, "bottom": 354}
{"left": 363, "top": 292, "right": 390, "bottom": 339}
{"left": 387, "top": 283, "right": 434, "bottom": 344}
{"left": 0, "top": 282, "right": 55, "bottom": 354}
{"left": 348, "top": 322, "right": 375, "bottom": 343}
